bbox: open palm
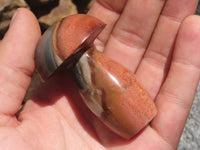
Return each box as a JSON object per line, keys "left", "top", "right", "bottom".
{"left": 0, "top": 0, "right": 200, "bottom": 149}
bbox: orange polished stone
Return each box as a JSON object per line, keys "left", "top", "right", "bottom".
{"left": 36, "top": 14, "right": 105, "bottom": 80}
{"left": 53, "top": 14, "right": 105, "bottom": 61}
{"left": 36, "top": 14, "right": 157, "bottom": 139}
{"left": 72, "top": 48, "right": 157, "bottom": 139}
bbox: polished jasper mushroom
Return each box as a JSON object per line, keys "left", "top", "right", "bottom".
{"left": 35, "top": 14, "right": 157, "bottom": 139}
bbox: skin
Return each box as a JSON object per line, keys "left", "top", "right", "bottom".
{"left": 0, "top": 0, "right": 200, "bottom": 149}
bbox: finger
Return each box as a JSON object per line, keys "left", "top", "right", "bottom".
{"left": 136, "top": 0, "right": 198, "bottom": 99}
{"left": 103, "top": 0, "right": 165, "bottom": 71}
{"left": 0, "top": 8, "right": 41, "bottom": 118}
{"left": 88, "top": 0, "right": 127, "bottom": 51}
{"left": 151, "top": 15, "right": 200, "bottom": 148}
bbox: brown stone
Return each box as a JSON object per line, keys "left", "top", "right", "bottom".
{"left": 35, "top": 14, "right": 106, "bottom": 80}
{"left": 54, "top": 14, "right": 105, "bottom": 60}
{"left": 73, "top": 48, "right": 157, "bottom": 139}
{"left": 35, "top": 14, "right": 157, "bottom": 139}
{"left": 88, "top": 0, "right": 95, "bottom": 9}
{"left": 38, "top": 0, "right": 77, "bottom": 27}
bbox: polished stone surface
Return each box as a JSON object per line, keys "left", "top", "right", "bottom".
{"left": 34, "top": 3, "right": 200, "bottom": 144}
{"left": 72, "top": 48, "right": 157, "bottom": 139}
{"left": 36, "top": 14, "right": 157, "bottom": 139}
{"left": 35, "top": 14, "right": 105, "bottom": 80}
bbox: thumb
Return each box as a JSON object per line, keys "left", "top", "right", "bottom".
{"left": 0, "top": 8, "right": 41, "bottom": 119}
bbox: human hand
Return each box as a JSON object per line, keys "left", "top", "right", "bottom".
{"left": 0, "top": 0, "right": 200, "bottom": 149}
